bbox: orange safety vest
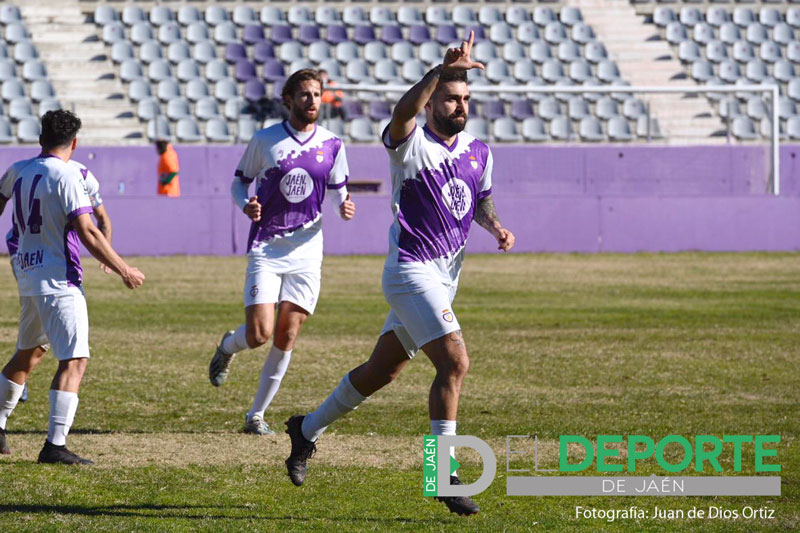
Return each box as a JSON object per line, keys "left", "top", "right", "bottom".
{"left": 157, "top": 144, "right": 180, "bottom": 197}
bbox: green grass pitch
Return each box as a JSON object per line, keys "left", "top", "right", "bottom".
{"left": 0, "top": 253, "right": 798, "bottom": 531}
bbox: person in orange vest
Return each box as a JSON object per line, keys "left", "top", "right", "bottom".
{"left": 155, "top": 139, "right": 180, "bottom": 197}
{"left": 319, "top": 70, "right": 344, "bottom": 120}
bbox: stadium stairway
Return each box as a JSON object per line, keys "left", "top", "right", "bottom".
{"left": 568, "top": 0, "right": 722, "bottom": 144}
{"left": 19, "top": 0, "right": 143, "bottom": 144}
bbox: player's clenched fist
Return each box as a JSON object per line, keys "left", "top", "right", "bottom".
{"left": 496, "top": 228, "right": 515, "bottom": 252}
{"left": 340, "top": 193, "right": 356, "bottom": 220}
{"left": 244, "top": 196, "right": 261, "bottom": 222}
{"left": 122, "top": 266, "right": 145, "bottom": 289}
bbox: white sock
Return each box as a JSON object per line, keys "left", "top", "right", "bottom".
{"left": 0, "top": 374, "right": 24, "bottom": 430}
{"left": 221, "top": 324, "right": 249, "bottom": 354}
{"left": 47, "top": 389, "right": 79, "bottom": 446}
{"left": 431, "top": 420, "right": 458, "bottom": 477}
{"left": 247, "top": 346, "right": 292, "bottom": 420}
{"left": 301, "top": 373, "right": 367, "bottom": 442}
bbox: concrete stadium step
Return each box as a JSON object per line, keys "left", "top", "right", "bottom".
{"left": 569, "top": 0, "right": 720, "bottom": 144}
{"left": 20, "top": 0, "right": 144, "bottom": 145}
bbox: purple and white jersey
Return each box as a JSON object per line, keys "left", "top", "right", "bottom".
{"left": 382, "top": 124, "right": 493, "bottom": 283}
{"left": 7, "top": 155, "right": 93, "bottom": 295}
{"left": 2, "top": 159, "right": 102, "bottom": 256}
{"left": 234, "top": 120, "right": 349, "bottom": 260}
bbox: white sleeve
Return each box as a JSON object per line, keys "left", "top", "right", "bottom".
{"left": 234, "top": 133, "right": 265, "bottom": 184}
{"left": 478, "top": 149, "right": 493, "bottom": 201}
{"left": 231, "top": 177, "right": 250, "bottom": 211}
{"left": 60, "top": 169, "right": 93, "bottom": 221}
{"left": 0, "top": 166, "right": 16, "bottom": 200}
{"left": 83, "top": 169, "right": 104, "bottom": 208}
{"left": 382, "top": 123, "right": 423, "bottom": 165}
{"left": 327, "top": 140, "right": 349, "bottom": 208}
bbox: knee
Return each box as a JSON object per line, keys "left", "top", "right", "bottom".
{"left": 438, "top": 352, "right": 470, "bottom": 383}
{"left": 246, "top": 323, "right": 272, "bottom": 348}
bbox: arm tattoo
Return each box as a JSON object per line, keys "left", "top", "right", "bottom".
{"left": 473, "top": 196, "right": 500, "bottom": 231}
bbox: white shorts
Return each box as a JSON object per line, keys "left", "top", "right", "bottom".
{"left": 380, "top": 268, "right": 460, "bottom": 358}
{"left": 17, "top": 286, "right": 90, "bottom": 360}
{"left": 243, "top": 255, "right": 321, "bottom": 314}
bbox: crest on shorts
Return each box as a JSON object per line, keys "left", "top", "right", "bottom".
{"left": 316, "top": 150, "right": 324, "bottom": 163}
{"left": 250, "top": 285, "right": 259, "bottom": 297}
{"left": 469, "top": 156, "right": 478, "bottom": 170}
{"left": 442, "top": 309, "right": 454, "bottom": 323}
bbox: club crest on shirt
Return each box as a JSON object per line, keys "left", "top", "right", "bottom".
{"left": 441, "top": 178, "right": 472, "bottom": 220}
{"left": 250, "top": 285, "right": 259, "bottom": 297}
{"left": 442, "top": 309, "right": 454, "bottom": 323}
{"left": 316, "top": 151, "right": 324, "bottom": 163}
{"left": 469, "top": 156, "right": 478, "bottom": 170}
{"left": 280, "top": 168, "right": 314, "bottom": 203}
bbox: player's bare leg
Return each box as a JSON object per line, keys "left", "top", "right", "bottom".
{"left": 209, "top": 303, "right": 275, "bottom": 386}
{"left": 0, "top": 346, "right": 48, "bottom": 453}
{"left": 38, "top": 357, "right": 93, "bottom": 465}
{"left": 286, "top": 331, "right": 410, "bottom": 486}
{"left": 421, "top": 330, "right": 480, "bottom": 516}
{"left": 245, "top": 302, "right": 308, "bottom": 435}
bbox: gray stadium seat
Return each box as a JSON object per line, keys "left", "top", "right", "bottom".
{"left": 490, "top": 23, "right": 514, "bottom": 45}
{"left": 318, "top": 59, "right": 343, "bottom": 82}
{"left": 158, "top": 23, "right": 182, "bottom": 45}
{"left": 759, "top": 8, "right": 781, "bottom": 29}
{"left": 391, "top": 42, "right": 415, "bottom": 63}
{"left": 349, "top": 117, "right": 375, "bottom": 142}
{"left": 214, "top": 78, "right": 238, "bottom": 101}
{"left": 513, "top": 59, "right": 537, "bottom": 82}
{"left": 560, "top": 7, "right": 583, "bottom": 27}
{"left": 157, "top": 78, "right": 180, "bottom": 102}
{"left": 187, "top": 79, "right": 211, "bottom": 102}
{"left": 309, "top": 41, "right": 333, "bottom": 64}
{"left": 196, "top": 97, "right": 221, "bottom": 121}
{"left": 315, "top": 6, "right": 340, "bottom": 27}
{"left": 517, "top": 23, "right": 540, "bottom": 45}
{"left": 140, "top": 40, "right": 163, "bottom": 64}
{"left": 167, "top": 41, "right": 190, "bottom": 64}
{"left": 122, "top": 6, "right": 146, "bottom": 27}
{"left": 324, "top": 118, "right": 346, "bottom": 138}
{"left": 654, "top": 7, "right": 676, "bottom": 28}
{"left": 779, "top": 97, "right": 797, "bottom": 120}
{"left": 0, "top": 59, "right": 17, "bottom": 81}
{"left": 773, "top": 23, "right": 794, "bottom": 46}
{"left": 774, "top": 60, "right": 796, "bottom": 83}
{"left": 192, "top": 41, "right": 216, "bottom": 64}
{"left": 419, "top": 42, "right": 443, "bottom": 66}
{"left": 112, "top": 40, "right": 135, "bottom": 64}
{"left": 691, "top": 59, "right": 714, "bottom": 82}
{"left": 679, "top": 40, "right": 701, "bottom": 63}
{"left": 597, "top": 60, "right": 621, "bottom": 83}
{"left": 279, "top": 42, "right": 304, "bottom": 64}
{"left": 541, "top": 59, "right": 565, "bottom": 82}
{"left": 288, "top": 6, "right": 313, "bottom": 27}
{"left": 733, "top": 8, "right": 757, "bottom": 29}
{"left": 474, "top": 41, "right": 499, "bottom": 64}
{"left": 186, "top": 22, "right": 211, "bottom": 44}
{"left": 261, "top": 7, "right": 285, "bottom": 27}
{"left": 719, "top": 60, "right": 742, "bottom": 83}
{"left": 720, "top": 97, "right": 743, "bottom": 119}
{"left": 746, "top": 23, "right": 769, "bottom": 45}
{"left": 533, "top": 7, "right": 557, "bottom": 27}
{"left": 374, "top": 59, "right": 400, "bottom": 83}
{"left": 787, "top": 116, "right": 800, "bottom": 140}
{"left": 176, "top": 117, "right": 203, "bottom": 142}
{"left": 680, "top": 7, "right": 702, "bottom": 27}
{"left": 177, "top": 59, "right": 200, "bottom": 82}
{"left": 788, "top": 8, "right": 800, "bottom": 30}
{"left": 17, "top": 117, "right": 41, "bottom": 143}
{"left": 13, "top": 41, "right": 37, "bottom": 64}
{"left": 103, "top": 22, "right": 125, "bottom": 45}
{"left": 665, "top": 22, "right": 688, "bottom": 44}
{"left": 205, "top": 6, "right": 230, "bottom": 27}
{"left": 596, "top": 96, "right": 620, "bottom": 120}
{"left": 538, "top": 96, "right": 562, "bottom": 120}
{"left": 585, "top": 42, "right": 608, "bottom": 64}
{"left": 30, "top": 80, "right": 54, "bottom": 103}
{"left": 506, "top": 7, "right": 530, "bottom": 28}
{"left": 733, "top": 40, "right": 755, "bottom": 63}
{"left": 166, "top": 97, "right": 191, "bottom": 120}
{"left": 581, "top": 78, "right": 602, "bottom": 103}
{"left": 493, "top": 117, "right": 522, "bottom": 142}
{"left": 568, "top": 96, "right": 590, "bottom": 120}
{"left": 732, "top": 116, "right": 758, "bottom": 139}
{"left": 225, "top": 97, "right": 248, "bottom": 121}
{"left": 788, "top": 78, "right": 800, "bottom": 101}
{"left": 335, "top": 42, "right": 360, "bottom": 63}
{"left": 237, "top": 117, "right": 258, "bottom": 142}
{"left": 364, "top": 42, "right": 388, "bottom": 64}
{"left": 623, "top": 98, "right": 646, "bottom": 120}
{"left": 719, "top": 23, "right": 741, "bottom": 45}
{"left": 571, "top": 23, "right": 595, "bottom": 45}
{"left": 426, "top": 7, "right": 450, "bottom": 27}
{"left": 37, "top": 100, "right": 62, "bottom": 118}
{"left": 479, "top": 6, "right": 503, "bottom": 26}
{"left": 128, "top": 79, "right": 152, "bottom": 102}
{"left": 706, "top": 40, "right": 728, "bottom": 63}
{"left": 346, "top": 59, "right": 370, "bottom": 82}
{"left": 745, "top": 59, "right": 768, "bottom": 82}
{"left": 214, "top": 22, "right": 239, "bottom": 45}
{"left": 370, "top": 7, "right": 396, "bottom": 27}
{"left": 543, "top": 22, "right": 568, "bottom": 44}
{"left": 178, "top": 6, "right": 202, "bottom": 27}
{"left": 579, "top": 116, "right": 605, "bottom": 142}
{"left": 401, "top": 59, "right": 426, "bottom": 82}
{"left": 151, "top": 6, "right": 174, "bottom": 27}
{"left": 130, "top": 22, "right": 155, "bottom": 45}
{"left": 569, "top": 59, "right": 593, "bottom": 82}
{"left": 558, "top": 41, "right": 581, "bottom": 62}
{"left": 693, "top": 23, "right": 715, "bottom": 45}
{"left": 397, "top": 7, "right": 423, "bottom": 27}
{"left": 206, "top": 118, "right": 233, "bottom": 142}
{"left": 608, "top": 116, "right": 633, "bottom": 142}
{"left": 550, "top": 116, "right": 574, "bottom": 141}
{"left": 0, "top": 117, "right": 14, "bottom": 143}
{"left": 148, "top": 60, "right": 172, "bottom": 82}
{"left": 233, "top": 6, "right": 257, "bottom": 27}
{"left": 120, "top": 59, "right": 144, "bottom": 82}
{"left": 759, "top": 41, "right": 782, "bottom": 63}
{"left": 706, "top": 7, "right": 730, "bottom": 28}
{"left": 4, "top": 23, "right": 28, "bottom": 45}
{"left": 289, "top": 59, "right": 314, "bottom": 75}
{"left": 343, "top": 7, "right": 368, "bottom": 27}
{"left": 522, "top": 117, "right": 548, "bottom": 142}
{"left": 464, "top": 117, "right": 489, "bottom": 139}
{"left": 9, "top": 98, "right": 34, "bottom": 121}
{"left": 94, "top": 6, "right": 119, "bottom": 26}
{"left": 486, "top": 60, "right": 512, "bottom": 83}
{"left": 137, "top": 97, "right": 160, "bottom": 121}
{"left": 746, "top": 97, "right": 768, "bottom": 120}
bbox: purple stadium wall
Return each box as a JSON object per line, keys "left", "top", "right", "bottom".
{"left": 1, "top": 145, "right": 799, "bottom": 255}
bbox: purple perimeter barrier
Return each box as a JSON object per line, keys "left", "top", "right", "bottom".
{"left": 0, "top": 144, "right": 799, "bottom": 255}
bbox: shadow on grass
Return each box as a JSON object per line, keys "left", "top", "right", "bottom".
{"left": 0, "top": 504, "right": 438, "bottom": 524}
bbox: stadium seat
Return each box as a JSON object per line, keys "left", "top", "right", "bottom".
{"left": 665, "top": 22, "right": 688, "bottom": 44}
{"left": 391, "top": 42, "right": 415, "bottom": 63}
{"left": 342, "top": 6, "right": 368, "bottom": 27}
{"left": 693, "top": 23, "right": 715, "bottom": 45}
{"left": 158, "top": 23, "right": 182, "bottom": 45}
{"left": 381, "top": 25, "right": 403, "bottom": 46}
{"left": 409, "top": 25, "right": 432, "bottom": 46}
{"left": 520, "top": 117, "right": 547, "bottom": 142}
{"left": 453, "top": 6, "right": 477, "bottom": 27}
{"left": 401, "top": 59, "right": 426, "bottom": 82}
{"left": 354, "top": 25, "right": 377, "bottom": 45}
{"left": 120, "top": 59, "right": 144, "bottom": 82}
{"left": 568, "top": 96, "right": 591, "bottom": 120}
{"left": 177, "top": 59, "right": 201, "bottom": 82}
{"left": 279, "top": 42, "right": 303, "bottom": 64}
{"left": 298, "top": 25, "right": 321, "bottom": 46}
{"left": 103, "top": 23, "right": 126, "bottom": 45}
{"left": 176, "top": 117, "right": 203, "bottom": 142}
{"left": 261, "top": 7, "right": 285, "bottom": 27}
{"left": 706, "top": 7, "right": 730, "bottom": 28}
{"left": 779, "top": 97, "right": 797, "bottom": 120}
{"left": 608, "top": 116, "right": 633, "bottom": 142}
{"left": 130, "top": 22, "right": 155, "bottom": 46}
{"left": 512, "top": 59, "right": 537, "bottom": 82}
{"left": 128, "top": 78, "right": 152, "bottom": 103}
{"left": 426, "top": 7, "right": 451, "bottom": 27}
{"left": 585, "top": 42, "right": 608, "bottom": 64}
{"left": 464, "top": 117, "right": 489, "bottom": 139}
{"left": 572, "top": 23, "right": 595, "bottom": 45}
{"left": 733, "top": 41, "right": 755, "bottom": 63}
{"left": 139, "top": 41, "right": 163, "bottom": 65}
{"left": 550, "top": 116, "right": 574, "bottom": 141}
{"left": 214, "top": 23, "right": 239, "bottom": 45}
{"left": 243, "top": 25, "right": 266, "bottom": 46}
{"left": 774, "top": 60, "right": 796, "bottom": 84}
{"left": 225, "top": 43, "right": 248, "bottom": 64}
{"left": 37, "top": 99, "right": 60, "bottom": 116}
{"left": 705, "top": 40, "right": 728, "bottom": 63}
{"left": 263, "top": 59, "right": 286, "bottom": 82}
{"left": 719, "top": 23, "right": 741, "bottom": 45}
{"left": 94, "top": 6, "right": 119, "bottom": 27}
{"left": 178, "top": 6, "right": 202, "bottom": 27}
{"left": 746, "top": 23, "right": 769, "bottom": 45}
{"left": 315, "top": 7, "right": 340, "bottom": 27}
{"left": 244, "top": 79, "right": 266, "bottom": 102}
{"left": 789, "top": 78, "right": 800, "bottom": 101}
{"left": 349, "top": 117, "right": 375, "bottom": 142}
{"left": 541, "top": 59, "right": 565, "bottom": 82}
{"left": 558, "top": 41, "right": 581, "bottom": 62}
{"left": 335, "top": 42, "right": 360, "bottom": 64}
{"left": 544, "top": 22, "right": 568, "bottom": 44}
{"left": 4, "top": 23, "right": 28, "bottom": 45}
{"left": 186, "top": 22, "right": 210, "bottom": 45}
{"left": 759, "top": 8, "right": 781, "bottom": 29}
{"left": 188, "top": 78, "right": 212, "bottom": 101}
{"left": 569, "top": 60, "right": 593, "bottom": 82}
{"left": 691, "top": 59, "right": 715, "bottom": 82}
{"left": 493, "top": 117, "right": 522, "bottom": 142}
{"left": 579, "top": 116, "right": 605, "bottom": 142}
{"left": 370, "top": 7, "right": 396, "bottom": 27}
{"left": 9, "top": 97, "right": 34, "bottom": 122}
{"left": 560, "top": 7, "right": 583, "bottom": 27}
{"left": 745, "top": 59, "right": 769, "bottom": 82}
{"left": 167, "top": 41, "right": 190, "bottom": 64}
{"left": 30, "top": 80, "right": 54, "bottom": 103}
{"left": 156, "top": 78, "right": 180, "bottom": 102}
{"left": 17, "top": 117, "right": 41, "bottom": 143}
{"left": 419, "top": 41, "right": 443, "bottom": 66}
{"left": 538, "top": 96, "right": 562, "bottom": 120}
{"left": 13, "top": 41, "right": 37, "bottom": 65}
{"left": 232, "top": 6, "right": 257, "bottom": 27}
{"left": 733, "top": 8, "right": 757, "bottom": 29}
{"left": 166, "top": 97, "right": 191, "bottom": 121}
{"left": 206, "top": 118, "right": 233, "bottom": 142}
{"left": 122, "top": 6, "right": 147, "bottom": 27}
{"left": 473, "top": 41, "right": 499, "bottom": 64}
{"left": 597, "top": 60, "right": 621, "bottom": 83}
{"left": 732, "top": 115, "right": 758, "bottom": 139}
{"left": 374, "top": 60, "right": 400, "bottom": 83}
{"left": 490, "top": 23, "right": 514, "bottom": 45}
{"left": 745, "top": 96, "right": 768, "bottom": 120}
{"left": 653, "top": 7, "right": 677, "bottom": 28}
{"left": 505, "top": 6, "right": 531, "bottom": 27}
{"left": 680, "top": 7, "right": 703, "bottom": 27}
{"left": 623, "top": 98, "right": 646, "bottom": 120}
{"left": 192, "top": 41, "right": 216, "bottom": 64}
{"left": 271, "top": 25, "right": 293, "bottom": 45}
{"left": 787, "top": 116, "right": 800, "bottom": 140}
{"left": 237, "top": 116, "right": 258, "bottom": 142}
{"left": 205, "top": 6, "right": 230, "bottom": 27}
{"left": 773, "top": 23, "right": 795, "bottom": 46}
{"left": 533, "top": 7, "right": 557, "bottom": 27}
{"left": 679, "top": 40, "right": 701, "bottom": 63}
{"left": 596, "top": 96, "right": 620, "bottom": 120}
{"left": 517, "top": 23, "right": 540, "bottom": 45}
{"left": 148, "top": 60, "right": 172, "bottom": 82}
{"left": 759, "top": 41, "right": 782, "bottom": 63}
{"left": 397, "top": 6, "right": 423, "bottom": 27}
{"left": 364, "top": 42, "right": 388, "bottom": 64}
{"left": 346, "top": 59, "right": 370, "bottom": 82}
{"left": 0, "top": 117, "right": 14, "bottom": 143}
{"left": 720, "top": 97, "right": 743, "bottom": 119}
{"left": 718, "top": 60, "right": 742, "bottom": 83}
{"left": 308, "top": 42, "right": 332, "bottom": 64}
{"left": 137, "top": 97, "right": 159, "bottom": 122}
{"left": 151, "top": 6, "right": 175, "bottom": 27}
{"left": 636, "top": 115, "right": 663, "bottom": 139}
{"left": 0, "top": 59, "right": 17, "bottom": 82}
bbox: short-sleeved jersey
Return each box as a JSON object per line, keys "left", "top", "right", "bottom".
{"left": 234, "top": 120, "right": 349, "bottom": 257}
{"left": 2, "top": 159, "right": 102, "bottom": 256}
{"left": 7, "top": 155, "right": 93, "bottom": 295}
{"left": 382, "top": 124, "right": 493, "bottom": 283}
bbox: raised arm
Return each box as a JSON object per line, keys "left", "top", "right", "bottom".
{"left": 387, "top": 31, "right": 484, "bottom": 146}
{"left": 474, "top": 196, "right": 515, "bottom": 252}
{"left": 72, "top": 213, "right": 144, "bottom": 289}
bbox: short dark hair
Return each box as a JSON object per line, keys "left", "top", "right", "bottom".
{"left": 281, "top": 69, "right": 322, "bottom": 108}
{"left": 439, "top": 69, "right": 468, "bottom": 85}
{"left": 155, "top": 140, "right": 169, "bottom": 154}
{"left": 40, "top": 110, "right": 81, "bottom": 151}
